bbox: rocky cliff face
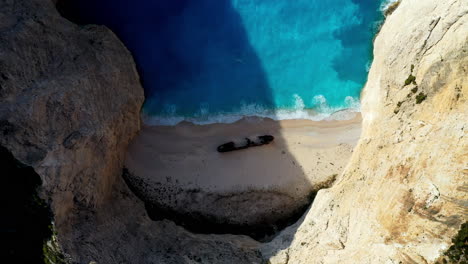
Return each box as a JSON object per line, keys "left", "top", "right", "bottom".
{"left": 263, "top": 0, "right": 468, "bottom": 263}
{"left": 0, "top": 0, "right": 144, "bottom": 245}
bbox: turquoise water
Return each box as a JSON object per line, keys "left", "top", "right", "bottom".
{"left": 60, "top": 0, "right": 388, "bottom": 125}
{"left": 143, "top": 0, "right": 385, "bottom": 124}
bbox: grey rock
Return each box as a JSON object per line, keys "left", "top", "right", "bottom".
{"left": 62, "top": 131, "right": 81, "bottom": 149}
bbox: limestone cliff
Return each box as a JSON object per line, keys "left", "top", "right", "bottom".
{"left": 0, "top": 0, "right": 144, "bottom": 247}
{"left": 263, "top": 0, "right": 468, "bottom": 263}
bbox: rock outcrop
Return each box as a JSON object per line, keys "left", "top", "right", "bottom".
{"left": 263, "top": 0, "right": 468, "bottom": 263}
{"left": 0, "top": 0, "right": 144, "bottom": 254}
{"left": 0, "top": 0, "right": 144, "bottom": 210}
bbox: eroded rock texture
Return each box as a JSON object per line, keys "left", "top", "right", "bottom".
{"left": 0, "top": 0, "right": 144, "bottom": 213}
{"left": 263, "top": 0, "right": 468, "bottom": 263}
{"left": 0, "top": 0, "right": 144, "bottom": 259}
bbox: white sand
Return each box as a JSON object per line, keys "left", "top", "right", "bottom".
{"left": 125, "top": 114, "right": 362, "bottom": 197}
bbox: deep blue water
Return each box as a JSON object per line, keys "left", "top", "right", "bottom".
{"left": 60, "top": 0, "right": 387, "bottom": 124}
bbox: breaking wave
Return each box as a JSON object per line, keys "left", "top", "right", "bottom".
{"left": 380, "top": 0, "right": 400, "bottom": 12}
{"left": 143, "top": 94, "right": 360, "bottom": 126}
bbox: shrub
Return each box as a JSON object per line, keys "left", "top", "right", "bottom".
{"left": 411, "top": 87, "right": 418, "bottom": 93}
{"left": 404, "top": 74, "right": 416, "bottom": 86}
{"left": 444, "top": 222, "right": 468, "bottom": 263}
{"left": 415, "top": 92, "right": 427, "bottom": 104}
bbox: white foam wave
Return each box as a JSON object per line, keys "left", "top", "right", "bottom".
{"left": 143, "top": 94, "right": 361, "bottom": 126}
{"left": 365, "top": 60, "right": 372, "bottom": 72}
{"left": 380, "top": 0, "right": 400, "bottom": 13}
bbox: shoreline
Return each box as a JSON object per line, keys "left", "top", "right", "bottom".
{"left": 142, "top": 107, "right": 361, "bottom": 126}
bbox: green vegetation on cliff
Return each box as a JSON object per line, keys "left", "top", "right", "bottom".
{"left": 436, "top": 222, "right": 468, "bottom": 264}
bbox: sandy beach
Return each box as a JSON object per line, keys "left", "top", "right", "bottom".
{"left": 123, "top": 114, "right": 364, "bottom": 236}
{"left": 125, "top": 114, "right": 362, "bottom": 195}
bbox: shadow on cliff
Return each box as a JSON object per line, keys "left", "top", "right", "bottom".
{"left": 0, "top": 145, "right": 56, "bottom": 263}
{"left": 56, "top": 0, "right": 311, "bottom": 259}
